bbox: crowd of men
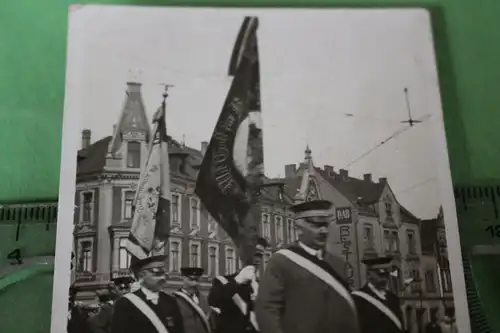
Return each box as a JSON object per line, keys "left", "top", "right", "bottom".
{"left": 67, "top": 199, "right": 457, "bottom": 333}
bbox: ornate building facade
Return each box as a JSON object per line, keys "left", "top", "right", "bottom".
{"left": 277, "top": 148, "right": 454, "bottom": 333}
{"left": 71, "top": 82, "right": 291, "bottom": 303}
{"left": 72, "top": 82, "right": 454, "bottom": 333}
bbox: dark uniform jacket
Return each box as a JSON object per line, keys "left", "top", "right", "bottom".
{"left": 255, "top": 244, "right": 360, "bottom": 333}
{"left": 352, "top": 284, "right": 403, "bottom": 333}
{"left": 67, "top": 305, "right": 89, "bottom": 333}
{"left": 110, "top": 289, "right": 185, "bottom": 333}
{"left": 87, "top": 301, "right": 114, "bottom": 333}
{"left": 208, "top": 273, "right": 258, "bottom": 333}
{"left": 174, "top": 288, "right": 211, "bottom": 333}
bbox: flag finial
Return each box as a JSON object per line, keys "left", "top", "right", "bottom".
{"left": 159, "top": 84, "right": 175, "bottom": 103}
{"left": 305, "top": 145, "right": 312, "bottom": 161}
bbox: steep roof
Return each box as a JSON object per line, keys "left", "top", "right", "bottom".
{"left": 108, "top": 82, "right": 151, "bottom": 155}
{"left": 77, "top": 135, "right": 203, "bottom": 176}
{"left": 77, "top": 136, "right": 112, "bottom": 175}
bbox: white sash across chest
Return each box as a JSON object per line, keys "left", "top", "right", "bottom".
{"left": 351, "top": 290, "right": 402, "bottom": 331}
{"left": 173, "top": 290, "right": 211, "bottom": 333}
{"left": 123, "top": 293, "right": 170, "bottom": 333}
{"left": 276, "top": 249, "right": 356, "bottom": 311}
{"left": 215, "top": 276, "right": 259, "bottom": 331}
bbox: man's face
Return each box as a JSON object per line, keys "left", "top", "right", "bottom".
{"left": 253, "top": 251, "right": 263, "bottom": 268}
{"left": 139, "top": 262, "right": 167, "bottom": 292}
{"left": 367, "top": 268, "right": 390, "bottom": 289}
{"left": 183, "top": 275, "right": 200, "bottom": 290}
{"left": 297, "top": 214, "right": 332, "bottom": 249}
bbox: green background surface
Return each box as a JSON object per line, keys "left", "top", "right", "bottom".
{"left": 1, "top": 0, "right": 499, "bottom": 332}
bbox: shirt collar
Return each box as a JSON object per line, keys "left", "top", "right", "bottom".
{"left": 141, "top": 287, "right": 159, "bottom": 301}
{"left": 298, "top": 242, "right": 323, "bottom": 259}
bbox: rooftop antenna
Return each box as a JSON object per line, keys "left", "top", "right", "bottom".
{"left": 400, "top": 87, "right": 421, "bottom": 127}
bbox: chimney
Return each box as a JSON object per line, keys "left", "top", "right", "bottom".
{"left": 324, "top": 165, "right": 334, "bottom": 177}
{"left": 126, "top": 81, "right": 142, "bottom": 93}
{"left": 201, "top": 141, "right": 208, "bottom": 156}
{"left": 285, "top": 164, "right": 297, "bottom": 178}
{"left": 379, "top": 177, "right": 387, "bottom": 184}
{"left": 339, "top": 169, "right": 348, "bottom": 180}
{"left": 81, "top": 129, "right": 91, "bottom": 149}
{"left": 363, "top": 173, "right": 372, "bottom": 182}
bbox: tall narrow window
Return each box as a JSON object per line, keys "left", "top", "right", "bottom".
{"left": 119, "top": 238, "right": 131, "bottom": 269}
{"left": 261, "top": 213, "right": 270, "bottom": 239}
{"left": 190, "top": 243, "right": 200, "bottom": 267}
{"left": 442, "top": 269, "right": 452, "bottom": 292}
{"left": 385, "top": 202, "right": 392, "bottom": 218}
{"left": 170, "top": 241, "right": 181, "bottom": 272}
{"left": 190, "top": 198, "right": 200, "bottom": 230}
{"left": 123, "top": 191, "right": 135, "bottom": 219}
{"left": 225, "top": 248, "right": 235, "bottom": 274}
{"left": 363, "top": 224, "right": 374, "bottom": 250}
{"left": 391, "top": 231, "right": 400, "bottom": 251}
{"left": 80, "top": 241, "right": 92, "bottom": 272}
{"left": 287, "top": 218, "right": 295, "bottom": 243}
{"left": 208, "top": 245, "right": 218, "bottom": 276}
{"left": 82, "top": 192, "right": 93, "bottom": 223}
{"left": 171, "top": 194, "right": 180, "bottom": 224}
{"left": 425, "top": 270, "right": 436, "bottom": 292}
{"left": 407, "top": 231, "right": 416, "bottom": 254}
{"left": 384, "top": 230, "right": 390, "bottom": 252}
{"left": 127, "top": 141, "right": 141, "bottom": 168}
{"left": 410, "top": 269, "right": 420, "bottom": 294}
{"left": 208, "top": 215, "right": 218, "bottom": 237}
{"left": 275, "top": 216, "right": 284, "bottom": 243}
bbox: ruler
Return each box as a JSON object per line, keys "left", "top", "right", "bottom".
{"left": 0, "top": 201, "right": 58, "bottom": 272}
{"left": 454, "top": 185, "right": 500, "bottom": 333}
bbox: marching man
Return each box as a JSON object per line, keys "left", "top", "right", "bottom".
{"left": 88, "top": 276, "right": 134, "bottom": 333}
{"left": 174, "top": 267, "right": 211, "bottom": 333}
{"left": 208, "top": 237, "right": 268, "bottom": 333}
{"left": 255, "top": 200, "right": 361, "bottom": 333}
{"left": 352, "top": 257, "right": 404, "bottom": 333}
{"left": 111, "top": 255, "right": 185, "bottom": 333}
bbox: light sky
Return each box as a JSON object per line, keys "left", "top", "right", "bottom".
{"left": 67, "top": 6, "right": 446, "bottom": 219}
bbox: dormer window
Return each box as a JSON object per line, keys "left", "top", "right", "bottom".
{"left": 384, "top": 196, "right": 392, "bottom": 218}
{"left": 127, "top": 141, "right": 141, "bottom": 168}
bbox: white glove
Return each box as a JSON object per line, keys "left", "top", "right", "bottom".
{"left": 235, "top": 265, "right": 255, "bottom": 284}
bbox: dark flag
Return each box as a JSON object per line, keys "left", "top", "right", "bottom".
{"left": 125, "top": 100, "right": 171, "bottom": 259}
{"left": 195, "top": 16, "right": 264, "bottom": 264}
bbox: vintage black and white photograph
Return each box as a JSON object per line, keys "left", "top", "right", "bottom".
{"left": 52, "top": 5, "right": 468, "bottom": 333}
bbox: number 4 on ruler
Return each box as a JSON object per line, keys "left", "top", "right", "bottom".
{"left": 7, "top": 248, "right": 23, "bottom": 265}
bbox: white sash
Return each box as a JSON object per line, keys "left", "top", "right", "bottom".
{"left": 277, "top": 249, "right": 356, "bottom": 311}
{"left": 174, "top": 291, "right": 211, "bottom": 333}
{"left": 215, "top": 276, "right": 259, "bottom": 331}
{"left": 352, "top": 290, "right": 402, "bottom": 331}
{"left": 123, "top": 293, "right": 170, "bottom": 333}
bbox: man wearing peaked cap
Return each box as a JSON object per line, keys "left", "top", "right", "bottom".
{"left": 256, "top": 199, "right": 361, "bottom": 333}
{"left": 352, "top": 256, "right": 404, "bottom": 333}
{"left": 110, "top": 255, "right": 185, "bottom": 333}
{"left": 174, "top": 267, "right": 211, "bottom": 333}
{"left": 88, "top": 275, "right": 135, "bottom": 333}
{"left": 208, "top": 237, "right": 268, "bottom": 333}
